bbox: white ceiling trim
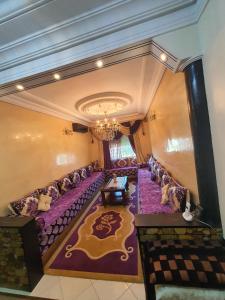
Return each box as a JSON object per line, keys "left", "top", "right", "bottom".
{"left": 0, "top": 91, "right": 147, "bottom": 125}
{"left": 142, "top": 64, "right": 165, "bottom": 114}
{"left": 0, "top": 0, "right": 207, "bottom": 83}
{"left": 137, "top": 57, "right": 146, "bottom": 113}
{"left": 0, "top": 0, "right": 130, "bottom": 53}
{"left": 0, "top": 92, "right": 90, "bottom": 125}
{"left": 0, "top": 0, "right": 54, "bottom": 25}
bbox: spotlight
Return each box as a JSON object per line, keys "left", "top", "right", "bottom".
{"left": 53, "top": 73, "right": 61, "bottom": 80}
{"left": 16, "top": 84, "right": 24, "bottom": 91}
{"left": 96, "top": 60, "right": 104, "bottom": 68}
{"left": 160, "top": 53, "right": 168, "bottom": 62}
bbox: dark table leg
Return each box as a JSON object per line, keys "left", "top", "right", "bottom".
{"left": 101, "top": 191, "right": 106, "bottom": 205}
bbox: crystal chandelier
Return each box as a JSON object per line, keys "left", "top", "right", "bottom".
{"left": 95, "top": 112, "right": 120, "bottom": 141}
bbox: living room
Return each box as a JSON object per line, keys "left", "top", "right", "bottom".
{"left": 0, "top": 1, "right": 225, "bottom": 300}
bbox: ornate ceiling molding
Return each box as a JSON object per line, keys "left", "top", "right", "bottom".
{"left": 76, "top": 92, "right": 132, "bottom": 116}
{"left": 0, "top": 0, "right": 207, "bottom": 84}
{"left": 1, "top": 92, "right": 90, "bottom": 125}
{"left": 177, "top": 55, "right": 203, "bottom": 72}
{"left": 0, "top": 41, "right": 178, "bottom": 97}
{"left": 0, "top": 0, "right": 54, "bottom": 25}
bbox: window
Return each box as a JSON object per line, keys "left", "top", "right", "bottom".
{"left": 109, "top": 135, "right": 136, "bottom": 160}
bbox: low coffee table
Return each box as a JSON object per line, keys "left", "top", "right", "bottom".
{"left": 101, "top": 176, "right": 129, "bottom": 205}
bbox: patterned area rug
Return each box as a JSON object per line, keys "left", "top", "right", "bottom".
{"left": 45, "top": 181, "right": 142, "bottom": 282}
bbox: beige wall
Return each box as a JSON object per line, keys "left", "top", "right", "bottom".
{"left": 0, "top": 101, "right": 91, "bottom": 215}
{"left": 90, "top": 136, "right": 104, "bottom": 168}
{"left": 197, "top": 0, "right": 225, "bottom": 232}
{"left": 147, "top": 70, "right": 199, "bottom": 201}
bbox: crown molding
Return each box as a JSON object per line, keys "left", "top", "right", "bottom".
{"left": 0, "top": 92, "right": 145, "bottom": 126}
{"left": 177, "top": 55, "right": 203, "bottom": 72}
{"left": 0, "top": 0, "right": 131, "bottom": 53}
{"left": 0, "top": 0, "right": 54, "bottom": 25}
{"left": 0, "top": 41, "right": 179, "bottom": 97}
{"left": 0, "top": 92, "right": 90, "bottom": 126}
{"left": 0, "top": 0, "right": 206, "bottom": 83}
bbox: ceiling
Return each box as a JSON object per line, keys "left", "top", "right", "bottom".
{"left": 0, "top": 0, "right": 207, "bottom": 84}
{"left": 4, "top": 55, "right": 165, "bottom": 124}
{"left": 0, "top": 0, "right": 206, "bottom": 125}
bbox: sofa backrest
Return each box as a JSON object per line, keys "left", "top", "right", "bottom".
{"left": 111, "top": 157, "right": 137, "bottom": 169}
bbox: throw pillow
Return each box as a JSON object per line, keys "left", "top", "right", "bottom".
{"left": 9, "top": 190, "right": 39, "bottom": 216}
{"left": 72, "top": 171, "right": 81, "bottom": 186}
{"left": 88, "top": 165, "right": 94, "bottom": 175}
{"left": 40, "top": 183, "right": 60, "bottom": 203}
{"left": 60, "top": 177, "right": 73, "bottom": 193}
{"left": 160, "top": 184, "right": 170, "bottom": 205}
{"left": 168, "top": 185, "right": 186, "bottom": 212}
{"left": 38, "top": 194, "right": 51, "bottom": 211}
{"left": 20, "top": 195, "right": 39, "bottom": 216}
{"left": 150, "top": 172, "right": 156, "bottom": 181}
{"left": 80, "top": 168, "right": 87, "bottom": 180}
{"left": 161, "top": 174, "right": 173, "bottom": 187}
{"left": 157, "top": 167, "right": 166, "bottom": 184}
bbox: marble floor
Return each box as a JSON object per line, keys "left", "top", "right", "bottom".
{"left": 31, "top": 275, "right": 146, "bottom": 300}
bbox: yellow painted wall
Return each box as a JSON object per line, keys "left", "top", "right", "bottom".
{"left": 147, "top": 70, "right": 199, "bottom": 201}
{"left": 0, "top": 101, "right": 91, "bottom": 215}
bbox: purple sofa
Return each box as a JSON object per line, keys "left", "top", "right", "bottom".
{"left": 138, "top": 168, "right": 173, "bottom": 214}
{"left": 8, "top": 164, "right": 105, "bottom": 255}
{"left": 105, "top": 157, "right": 138, "bottom": 180}
{"left": 139, "top": 155, "right": 188, "bottom": 214}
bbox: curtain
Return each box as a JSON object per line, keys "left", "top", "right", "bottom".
{"left": 103, "top": 140, "right": 112, "bottom": 169}
{"left": 133, "top": 128, "right": 145, "bottom": 163}
{"left": 109, "top": 139, "right": 121, "bottom": 160}
{"left": 109, "top": 136, "right": 136, "bottom": 160}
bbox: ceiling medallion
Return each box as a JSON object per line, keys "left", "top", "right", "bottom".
{"left": 75, "top": 92, "right": 132, "bottom": 119}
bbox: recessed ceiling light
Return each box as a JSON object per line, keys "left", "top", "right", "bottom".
{"left": 160, "top": 53, "right": 168, "bottom": 62}
{"left": 16, "top": 84, "right": 24, "bottom": 91}
{"left": 95, "top": 60, "right": 104, "bottom": 68}
{"left": 53, "top": 73, "right": 61, "bottom": 80}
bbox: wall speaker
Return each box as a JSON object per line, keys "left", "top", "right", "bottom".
{"left": 72, "top": 123, "right": 89, "bottom": 133}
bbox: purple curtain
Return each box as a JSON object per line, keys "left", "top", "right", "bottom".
{"left": 130, "top": 120, "right": 141, "bottom": 134}
{"left": 114, "top": 130, "right": 123, "bottom": 140}
{"left": 103, "top": 140, "right": 112, "bottom": 169}
{"left": 121, "top": 120, "right": 141, "bottom": 134}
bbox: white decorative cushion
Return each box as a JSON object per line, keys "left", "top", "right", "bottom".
{"left": 38, "top": 194, "right": 51, "bottom": 211}
{"left": 160, "top": 184, "right": 170, "bottom": 205}
{"left": 20, "top": 196, "right": 39, "bottom": 216}
{"left": 61, "top": 177, "right": 72, "bottom": 193}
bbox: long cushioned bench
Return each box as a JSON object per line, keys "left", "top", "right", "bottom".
{"left": 105, "top": 157, "right": 139, "bottom": 181}
{"left": 8, "top": 164, "right": 105, "bottom": 255}
{"left": 138, "top": 155, "right": 189, "bottom": 214}
{"left": 138, "top": 169, "right": 173, "bottom": 214}
{"left": 105, "top": 166, "right": 138, "bottom": 181}
{"left": 36, "top": 171, "right": 104, "bottom": 254}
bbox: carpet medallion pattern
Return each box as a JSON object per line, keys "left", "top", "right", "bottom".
{"left": 45, "top": 182, "right": 142, "bottom": 282}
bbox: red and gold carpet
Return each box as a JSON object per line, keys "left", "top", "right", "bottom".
{"left": 45, "top": 182, "right": 142, "bottom": 282}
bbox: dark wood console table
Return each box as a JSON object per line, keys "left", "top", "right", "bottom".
{"left": 0, "top": 216, "right": 43, "bottom": 292}
{"left": 135, "top": 213, "right": 222, "bottom": 243}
